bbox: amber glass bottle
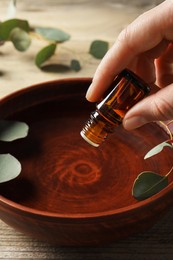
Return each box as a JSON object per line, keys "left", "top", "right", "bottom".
{"left": 80, "top": 69, "right": 150, "bottom": 147}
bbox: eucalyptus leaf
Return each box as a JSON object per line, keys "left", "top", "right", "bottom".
{"left": 35, "top": 43, "right": 57, "bottom": 68}
{"left": 0, "top": 153, "right": 21, "bottom": 183}
{"left": 132, "top": 171, "right": 168, "bottom": 201}
{"left": 0, "top": 19, "right": 30, "bottom": 41}
{"left": 70, "top": 59, "right": 81, "bottom": 71}
{"left": 89, "top": 40, "right": 109, "bottom": 59}
{"left": 35, "top": 27, "right": 70, "bottom": 43}
{"left": 144, "top": 141, "right": 173, "bottom": 159}
{"left": 9, "top": 27, "right": 31, "bottom": 51}
{"left": 41, "top": 64, "right": 70, "bottom": 73}
{"left": 0, "top": 120, "right": 29, "bottom": 141}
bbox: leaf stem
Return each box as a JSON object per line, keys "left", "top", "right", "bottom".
{"left": 159, "top": 120, "right": 173, "bottom": 141}
{"left": 165, "top": 165, "right": 173, "bottom": 177}
{"left": 157, "top": 121, "right": 173, "bottom": 177}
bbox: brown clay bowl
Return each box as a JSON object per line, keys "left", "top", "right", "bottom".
{"left": 0, "top": 78, "right": 173, "bottom": 246}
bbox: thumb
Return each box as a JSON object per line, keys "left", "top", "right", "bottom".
{"left": 123, "top": 84, "right": 173, "bottom": 130}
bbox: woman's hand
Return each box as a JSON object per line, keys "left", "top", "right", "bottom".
{"left": 86, "top": 0, "right": 173, "bottom": 130}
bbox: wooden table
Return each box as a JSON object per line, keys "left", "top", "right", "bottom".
{"left": 1, "top": 0, "right": 173, "bottom": 259}
{"left": 1, "top": 207, "right": 173, "bottom": 259}
{"left": 0, "top": 0, "right": 159, "bottom": 97}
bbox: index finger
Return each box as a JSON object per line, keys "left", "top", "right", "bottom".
{"left": 86, "top": 0, "right": 173, "bottom": 101}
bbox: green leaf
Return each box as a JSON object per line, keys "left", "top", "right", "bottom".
{"left": 0, "top": 19, "right": 30, "bottom": 41}
{"left": 35, "top": 27, "right": 70, "bottom": 43}
{"left": 9, "top": 27, "right": 31, "bottom": 51}
{"left": 35, "top": 43, "right": 57, "bottom": 68}
{"left": 89, "top": 40, "right": 109, "bottom": 59}
{"left": 41, "top": 64, "right": 70, "bottom": 73}
{"left": 144, "top": 141, "right": 173, "bottom": 159}
{"left": 0, "top": 120, "right": 29, "bottom": 142}
{"left": 132, "top": 171, "right": 168, "bottom": 201}
{"left": 0, "top": 153, "right": 21, "bottom": 183}
{"left": 70, "top": 59, "right": 81, "bottom": 71}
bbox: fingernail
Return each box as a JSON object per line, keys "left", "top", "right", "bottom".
{"left": 123, "top": 117, "right": 148, "bottom": 130}
{"left": 86, "top": 83, "right": 93, "bottom": 101}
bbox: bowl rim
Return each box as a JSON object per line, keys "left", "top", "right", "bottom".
{"left": 0, "top": 77, "right": 173, "bottom": 220}
{"left": 1, "top": 182, "right": 173, "bottom": 219}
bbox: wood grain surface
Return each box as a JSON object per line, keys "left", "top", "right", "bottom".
{"left": 1, "top": 0, "right": 173, "bottom": 259}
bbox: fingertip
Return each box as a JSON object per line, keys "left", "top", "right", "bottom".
{"left": 85, "top": 82, "right": 104, "bottom": 102}
{"left": 85, "top": 83, "right": 94, "bottom": 101}
{"left": 123, "top": 116, "right": 148, "bottom": 131}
